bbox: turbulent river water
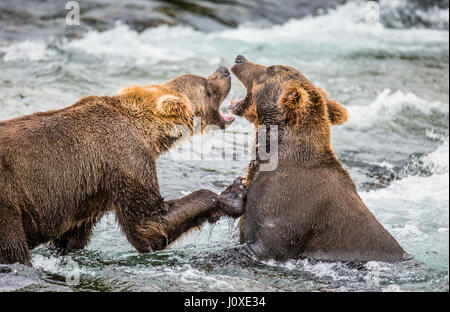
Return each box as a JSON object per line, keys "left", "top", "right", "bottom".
{"left": 0, "top": 0, "right": 448, "bottom": 291}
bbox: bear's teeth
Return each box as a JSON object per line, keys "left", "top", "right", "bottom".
{"left": 230, "top": 97, "right": 241, "bottom": 104}
{"left": 229, "top": 97, "right": 242, "bottom": 110}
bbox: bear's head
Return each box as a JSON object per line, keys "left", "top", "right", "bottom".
{"left": 161, "top": 66, "right": 235, "bottom": 130}
{"left": 229, "top": 55, "right": 348, "bottom": 132}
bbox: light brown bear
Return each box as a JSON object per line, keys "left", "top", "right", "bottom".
{"left": 229, "top": 55, "right": 406, "bottom": 262}
{"left": 0, "top": 66, "right": 245, "bottom": 266}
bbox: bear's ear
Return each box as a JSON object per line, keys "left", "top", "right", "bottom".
{"left": 154, "top": 94, "right": 191, "bottom": 121}
{"left": 327, "top": 100, "right": 348, "bottom": 125}
{"left": 278, "top": 81, "right": 310, "bottom": 126}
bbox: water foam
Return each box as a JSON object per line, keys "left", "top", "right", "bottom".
{"left": 0, "top": 1, "right": 446, "bottom": 68}
{"left": 0, "top": 40, "right": 55, "bottom": 62}
{"left": 149, "top": 264, "right": 275, "bottom": 291}
{"left": 67, "top": 23, "right": 200, "bottom": 66}
{"left": 423, "top": 138, "right": 449, "bottom": 174}
{"left": 345, "top": 89, "right": 447, "bottom": 127}
{"left": 215, "top": 1, "right": 448, "bottom": 52}
{"left": 361, "top": 139, "right": 449, "bottom": 269}
{"left": 60, "top": 1, "right": 448, "bottom": 66}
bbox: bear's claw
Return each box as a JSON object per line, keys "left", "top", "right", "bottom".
{"left": 219, "top": 178, "right": 246, "bottom": 217}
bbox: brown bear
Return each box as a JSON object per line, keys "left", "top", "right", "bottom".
{"left": 228, "top": 55, "right": 406, "bottom": 262}
{"left": 0, "top": 66, "right": 245, "bottom": 266}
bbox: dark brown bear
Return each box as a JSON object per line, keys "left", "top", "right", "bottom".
{"left": 0, "top": 66, "right": 245, "bottom": 266}
{"left": 229, "top": 55, "right": 406, "bottom": 262}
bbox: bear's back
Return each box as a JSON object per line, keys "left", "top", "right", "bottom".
{"left": 242, "top": 161, "right": 405, "bottom": 262}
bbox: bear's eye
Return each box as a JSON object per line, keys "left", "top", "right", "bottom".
{"left": 267, "top": 66, "right": 277, "bottom": 75}
{"left": 206, "top": 88, "right": 217, "bottom": 97}
{"left": 206, "top": 82, "right": 216, "bottom": 97}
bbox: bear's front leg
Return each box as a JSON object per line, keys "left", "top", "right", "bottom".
{"left": 219, "top": 178, "right": 247, "bottom": 217}
{"left": 114, "top": 179, "right": 246, "bottom": 253}
{"left": 161, "top": 178, "right": 246, "bottom": 246}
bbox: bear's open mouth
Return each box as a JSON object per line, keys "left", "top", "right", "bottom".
{"left": 219, "top": 109, "right": 235, "bottom": 124}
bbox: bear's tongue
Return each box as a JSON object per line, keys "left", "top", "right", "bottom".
{"left": 220, "top": 111, "right": 235, "bottom": 123}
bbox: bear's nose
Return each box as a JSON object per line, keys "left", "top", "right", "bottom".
{"left": 216, "top": 66, "right": 230, "bottom": 77}
{"left": 235, "top": 55, "right": 247, "bottom": 64}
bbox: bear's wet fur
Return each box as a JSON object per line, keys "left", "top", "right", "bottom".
{"left": 230, "top": 55, "right": 406, "bottom": 262}
{"left": 0, "top": 66, "right": 245, "bottom": 265}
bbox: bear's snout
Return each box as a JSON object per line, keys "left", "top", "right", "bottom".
{"left": 235, "top": 55, "right": 248, "bottom": 64}
{"left": 215, "top": 66, "right": 230, "bottom": 78}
